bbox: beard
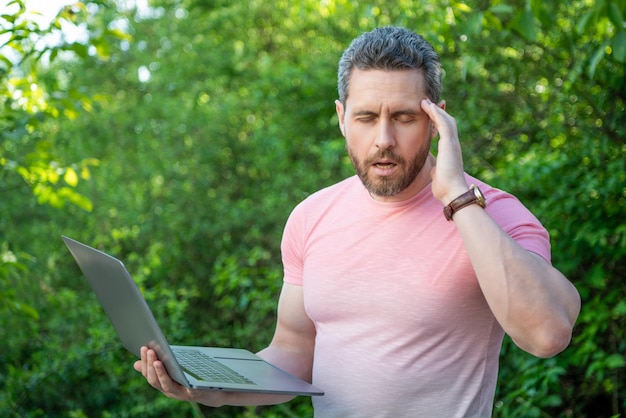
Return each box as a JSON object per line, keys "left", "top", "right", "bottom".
{"left": 348, "top": 143, "right": 431, "bottom": 198}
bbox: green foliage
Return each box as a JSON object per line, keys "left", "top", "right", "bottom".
{"left": 1, "top": 0, "right": 624, "bottom": 417}
{"left": 0, "top": 0, "right": 105, "bottom": 211}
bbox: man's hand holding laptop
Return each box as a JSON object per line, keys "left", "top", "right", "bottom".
{"left": 135, "top": 346, "right": 301, "bottom": 407}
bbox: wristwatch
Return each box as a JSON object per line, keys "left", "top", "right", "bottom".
{"left": 443, "top": 184, "right": 487, "bottom": 221}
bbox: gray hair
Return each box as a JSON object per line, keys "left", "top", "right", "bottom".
{"left": 337, "top": 27, "right": 442, "bottom": 105}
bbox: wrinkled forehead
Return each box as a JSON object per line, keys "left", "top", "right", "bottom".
{"left": 345, "top": 68, "right": 427, "bottom": 109}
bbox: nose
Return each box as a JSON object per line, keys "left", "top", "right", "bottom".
{"left": 374, "top": 119, "right": 395, "bottom": 150}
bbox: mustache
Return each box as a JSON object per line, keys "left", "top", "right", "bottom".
{"left": 365, "top": 149, "right": 405, "bottom": 165}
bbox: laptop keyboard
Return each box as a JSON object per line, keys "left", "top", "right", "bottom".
{"left": 174, "top": 350, "right": 255, "bottom": 385}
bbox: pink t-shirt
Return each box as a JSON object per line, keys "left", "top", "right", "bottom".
{"left": 281, "top": 175, "right": 551, "bottom": 417}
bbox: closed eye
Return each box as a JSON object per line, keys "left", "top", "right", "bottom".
{"left": 392, "top": 110, "right": 419, "bottom": 123}
{"left": 353, "top": 111, "right": 378, "bottom": 123}
{"left": 394, "top": 114, "right": 415, "bottom": 123}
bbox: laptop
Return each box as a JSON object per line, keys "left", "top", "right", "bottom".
{"left": 62, "top": 235, "right": 323, "bottom": 396}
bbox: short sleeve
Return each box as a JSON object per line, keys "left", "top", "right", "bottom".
{"left": 281, "top": 202, "right": 307, "bottom": 285}
{"left": 484, "top": 188, "right": 552, "bottom": 264}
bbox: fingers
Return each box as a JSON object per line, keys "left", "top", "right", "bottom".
{"left": 138, "top": 346, "right": 153, "bottom": 382}
{"left": 421, "top": 98, "right": 452, "bottom": 138}
{"left": 137, "top": 346, "right": 162, "bottom": 390}
{"left": 153, "top": 360, "right": 190, "bottom": 399}
{"left": 136, "top": 346, "right": 185, "bottom": 397}
{"left": 420, "top": 97, "right": 460, "bottom": 160}
{"left": 134, "top": 347, "right": 227, "bottom": 406}
{"left": 421, "top": 98, "right": 467, "bottom": 202}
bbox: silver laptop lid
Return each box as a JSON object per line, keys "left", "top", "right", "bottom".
{"left": 62, "top": 235, "right": 191, "bottom": 387}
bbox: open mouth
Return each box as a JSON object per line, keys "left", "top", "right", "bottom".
{"left": 373, "top": 159, "right": 397, "bottom": 169}
{"left": 374, "top": 162, "right": 396, "bottom": 168}
{"left": 370, "top": 160, "right": 398, "bottom": 178}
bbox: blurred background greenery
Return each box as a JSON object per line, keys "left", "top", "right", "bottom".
{"left": 1, "top": 0, "right": 624, "bottom": 416}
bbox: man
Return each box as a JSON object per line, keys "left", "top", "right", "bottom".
{"left": 135, "top": 26, "right": 580, "bottom": 417}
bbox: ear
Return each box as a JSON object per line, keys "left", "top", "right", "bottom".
{"left": 335, "top": 100, "right": 346, "bottom": 137}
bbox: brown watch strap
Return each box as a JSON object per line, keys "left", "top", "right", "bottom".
{"left": 443, "top": 185, "right": 486, "bottom": 221}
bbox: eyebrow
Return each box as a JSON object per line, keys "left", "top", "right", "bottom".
{"left": 352, "top": 109, "right": 377, "bottom": 117}
{"left": 391, "top": 109, "right": 420, "bottom": 118}
{"left": 352, "top": 109, "right": 421, "bottom": 117}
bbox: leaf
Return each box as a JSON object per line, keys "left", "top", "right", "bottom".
{"left": 64, "top": 167, "right": 78, "bottom": 187}
{"left": 94, "top": 40, "right": 111, "bottom": 59}
{"left": 543, "top": 394, "right": 563, "bottom": 407}
{"left": 106, "top": 28, "right": 133, "bottom": 42}
{"left": 489, "top": 4, "right": 514, "bottom": 14}
{"left": 512, "top": 7, "right": 538, "bottom": 42}
{"left": 614, "top": 300, "right": 626, "bottom": 315}
{"left": 47, "top": 167, "right": 60, "bottom": 185}
{"left": 576, "top": 9, "right": 595, "bottom": 34}
{"left": 605, "top": 353, "right": 626, "bottom": 369}
{"left": 465, "top": 12, "right": 484, "bottom": 36}
{"left": 611, "top": 30, "right": 626, "bottom": 62}
{"left": 453, "top": 1, "right": 472, "bottom": 13}
{"left": 608, "top": 2, "right": 624, "bottom": 28}
{"left": 65, "top": 42, "right": 88, "bottom": 58}
{"left": 49, "top": 47, "right": 58, "bottom": 63}
{"left": 69, "top": 192, "right": 93, "bottom": 212}
{"left": 13, "top": 301, "right": 39, "bottom": 319}
{"left": 1, "top": 13, "right": 17, "bottom": 24}
{"left": 587, "top": 42, "right": 607, "bottom": 78}
{"left": 0, "top": 53, "right": 12, "bottom": 68}
{"left": 586, "top": 264, "right": 606, "bottom": 289}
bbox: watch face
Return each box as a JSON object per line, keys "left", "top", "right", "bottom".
{"left": 471, "top": 185, "right": 487, "bottom": 207}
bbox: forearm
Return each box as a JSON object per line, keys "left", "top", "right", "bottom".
{"left": 257, "top": 343, "right": 313, "bottom": 383}
{"left": 452, "top": 204, "right": 580, "bottom": 357}
{"left": 421, "top": 98, "right": 580, "bottom": 356}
